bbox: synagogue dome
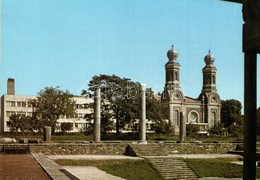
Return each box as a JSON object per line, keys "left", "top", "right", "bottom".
{"left": 167, "top": 45, "right": 178, "bottom": 61}
{"left": 204, "top": 50, "right": 215, "bottom": 65}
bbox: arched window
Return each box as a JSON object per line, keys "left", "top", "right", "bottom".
{"left": 174, "top": 72, "right": 178, "bottom": 81}
{"left": 189, "top": 111, "right": 199, "bottom": 124}
{"left": 212, "top": 76, "right": 216, "bottom": 84}
{"left": 174, "top": 110, "right": 179, "bottom": 126}
{"left": 211, "top": 112, "right": 216, "bottom": 126}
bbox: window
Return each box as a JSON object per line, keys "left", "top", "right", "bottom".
{"left": 212, "top": 76, "right": 216, "bottom": 84}
{"left": 17, "top": 101, "right": 26, "bottom": 107}
{"left": 174, "top": 110, "right": 179, "bottom": 126}
{"left": 17, "top": 112, "right": 26, "bottom": 116}
{"left": 76, "top": 104, "right": 83, "bottom": 109}
{"left": 6, "top": 111, "right": 16, "bottom": 117}
{"left": 6, "top": 101, "right": 15, "bottom": 107}
{"left": 27, "top": 102, "right": 32, "bottom": 107}
{"left": 77, "top": 113, "right": 83, "bottom": 119}
{"left": 189, "top": 111, "right": 198, "bottom": 124}
{"left": 211, "top": 112, "right": 216, "bottom": 126}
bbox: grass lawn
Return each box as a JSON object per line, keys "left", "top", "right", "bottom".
{"left": 55, "top": 159, "right": 163, "bottom": 180}
{"left": 185, "top": 157, "right": 260, "bottom": 178}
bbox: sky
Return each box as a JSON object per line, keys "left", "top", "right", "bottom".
{"left": 0, "top": 0, "right": 259, "bottom": 108}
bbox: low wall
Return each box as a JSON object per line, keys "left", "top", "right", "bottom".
{"left": 0, "top": 142, "right": 254, "bottom": 155}
{"left": 29, "top": 143, "right": 129, "bottom": 155}
{"left": 162, "top": 143, "right": 240, "bottom": 154}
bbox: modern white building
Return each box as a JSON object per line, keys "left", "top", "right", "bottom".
{"left": 0, "top": 79, "right": 93, "bottom": 134}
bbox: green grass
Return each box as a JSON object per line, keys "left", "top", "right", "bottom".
{"left": 55, "top": 159, "right": 163, "bottom": 180}
{"left": 185, "top": 157, "right": 260, "bottom": 178}
{"left": 2, "top": 132, "right": 246, "bottom": 143}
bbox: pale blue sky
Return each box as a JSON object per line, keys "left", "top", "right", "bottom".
{"left": 0, "top": 0, "right": 259, "bottom": 108}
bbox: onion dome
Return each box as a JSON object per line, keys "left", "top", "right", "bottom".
{"left": 204, "top": 50, "right": 215, "bottom": 66}
{"left": 167, "top": 45, "right": 178, "bottom": 61}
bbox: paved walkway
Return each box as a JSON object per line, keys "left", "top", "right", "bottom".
{"left": 0, "top": 154, "right": 50, "bottom": 180}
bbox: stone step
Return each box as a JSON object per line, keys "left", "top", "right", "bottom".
{"left": 148, "top": 157, "right": 198, "bottom": 180}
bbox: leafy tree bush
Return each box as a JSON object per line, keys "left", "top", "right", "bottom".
{"left": 8, "top": 114, "right": 31, "bottom": 135}
{"left": 209, "top": 123, "right": 225, "bottom": 136}
{"left": 221, "top": 99, "right": 242, "bottom": 127}
{"left": 153, "top": 120, "right": 175, "bottom": 135}
{"left": 227, "top": 122, "right": 244, "bottom": 139}
{"left": 186, "top": 124, "right": 199, "bottom": 137}
{"left": 29, "top": 87, "right": 76, "bottom": 133}
{"left": 83, "top": 74, "right": 163, "bottom": 137}
{"left": 61, "top": 122, "right": 73, "bottom": 134}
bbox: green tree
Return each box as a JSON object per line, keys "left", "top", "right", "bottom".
{"left": 209, "top": 123, "right": 225, "bottom": 136}
{"left": 221, "top": 99, "right": 242, "bottom": 127}
{"left": 84, "top": 74, "right": 163, "bottom": 137}
{"left": 100, "top": 103, "right": 114, "bottom": 134}
{"left": 186, "top": 124, "right": 199, "bottom": 137}
{"left": 9, "top": 114, "right": 31, "bottom": 135}
{"left": 30, "top": 87, "right": 76, "bottom": 133}
{"left": 61, "top": 122, "right": 73, "bottom": 134}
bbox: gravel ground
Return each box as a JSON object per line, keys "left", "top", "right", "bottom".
{"left": 0, "top": 154, "right": 50, "bottom": 180}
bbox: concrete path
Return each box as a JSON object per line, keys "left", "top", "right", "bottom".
{"left": 33, "top": 153, "right": 141, "bottom": 180}
{"left": 63, "top": 166, "right": 125, "bottom": 180}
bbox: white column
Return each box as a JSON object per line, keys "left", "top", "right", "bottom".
{"left": 93, "top": 87, "right": 101, "bottom": 142}
{"left": 139, "top": 84, "right": 147, "bottom": 143}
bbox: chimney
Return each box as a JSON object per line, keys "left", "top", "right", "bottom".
{"left": 7, "top": 78, "right": 15, "bottom": 95}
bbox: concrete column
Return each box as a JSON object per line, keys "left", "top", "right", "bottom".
{"left": 179, "top": 112, "right": 186, "bottom": 142}
{"left": 93, "top": 87, "right": 101, "bottom": 142}
{"left": 44, "top": 126, "right": 51, "bottom": 142}
{"left": 243, "top": 51, "right": 257, "bottom": 179}
{"left": 139, "top": 84, "right": 147, "bottom": 143}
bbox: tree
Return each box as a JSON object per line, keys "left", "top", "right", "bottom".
{"left": 84, "top": 74, "right": 163, "bottom": 136}
{"left": 30, "top": 87, "right": 76, "bottom": 133}
{"left": 9, "top": 114, "right": 31, "bottom": 135}
{"left": 61, "top": 122, "right": 73, "bottom": 134}
{"left": 186, "top": 124, "right": 199, "bottom": 137}
{"left": 209, "top": 123, "right": 225, "bottom": 136}
{"left": 221, "top": 99, "right": 243, "bottom": 127}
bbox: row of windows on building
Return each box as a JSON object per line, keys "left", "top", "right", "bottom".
{"left": 5, "top": 110, "right": 90, "bottom": 119}
{"left": 6, "top": 100, "right": 92, "bottom": 110}
{"left": 6, "top": 101, "right": 28, "bottom": 107}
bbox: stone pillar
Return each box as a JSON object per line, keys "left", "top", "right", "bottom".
{"left": 179, "top": 112, "right": 186, "bottom": 142}
{"left": 243, "top": 51, "right": 257, "bottom": 180}
{"left": 139, "top": 84, "right": 147, "bottom": 143}
{"left": 93, "top": 87, "right": 101, "bottom": 142}
{"left": 44, "top": 126, "right": 51, "bottom": 142}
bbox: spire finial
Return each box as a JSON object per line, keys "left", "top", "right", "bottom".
{"left": 208, "top": 49, "right": 211, "bottom": 54}
{"left": 171, "top": 45, "right": 174, "bottom": 49}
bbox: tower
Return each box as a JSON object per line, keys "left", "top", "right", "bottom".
{"left": 162, "top": 46, "right": 183, "bottom": 128}
{"left": 199, "top": 51, "right": 221, "bottom": 127}
{"left": 202, "top": 51, "right": 217, "bottom": 93}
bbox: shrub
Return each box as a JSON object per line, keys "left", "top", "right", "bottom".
{"left": 186, "top": 124, "right": 199, "bottom": 137}
{"left": 209, "top": 123, "right": 225, "bottom": 136}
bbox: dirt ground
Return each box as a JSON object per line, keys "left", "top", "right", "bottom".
{"left": 0, "top": 154, "right": 50, "bottom": 180}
